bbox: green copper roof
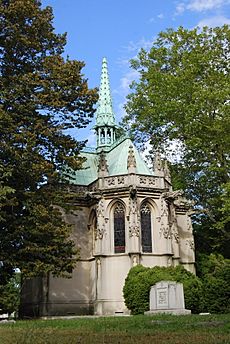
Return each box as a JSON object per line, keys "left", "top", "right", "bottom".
{"left": 95, "top": 58, "right": 115, "bottom": 127}
{"left": 68, "top": 152, "right": 98, "bottom": 185}
{"left": 69, "top": 138, "right": 152, "bottom": 185}
{"left": 107, "top": 138, "right": 152, "bottom": 176}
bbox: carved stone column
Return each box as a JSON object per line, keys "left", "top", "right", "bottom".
{"left": 98, "top": 151, "right": 109, "bottom": 188}
{"left": 159, "top": 196, "right": 172, "bottom": 255}
{"left": 128, "top": 186, "right": 140, "bottom": 253}
{"left": 94, "top": 197, "right": 106, "bottom": 255}
{"left": 177, "top": 210, "right": 195, "bottom": 271}
{"left": 169, "top": 203, "right": 180, "bottom": 262}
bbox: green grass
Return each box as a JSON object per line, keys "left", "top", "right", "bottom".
{"left": 0, "top": 314, "right": 229, "bottom": 344}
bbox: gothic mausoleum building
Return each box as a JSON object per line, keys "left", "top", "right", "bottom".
{"left": 20, "top": 58, "right": 195, "bottom": 317}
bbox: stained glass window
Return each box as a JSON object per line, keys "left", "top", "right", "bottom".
{"left": 141, "top": 203, "right": 152, "bottom": 252}
{"left": 114, "top": 203, "right": 125, "bottom": 253}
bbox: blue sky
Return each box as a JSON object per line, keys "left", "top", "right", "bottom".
{"left": 42, "top": 0, "right": 230, "bottom": 145}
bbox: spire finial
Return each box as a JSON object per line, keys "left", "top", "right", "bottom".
{"left": 94, "top": 58, "right": 117, "bottom": 150}
{"left": 96, "top": 58, "right": 115, "bottom": 126}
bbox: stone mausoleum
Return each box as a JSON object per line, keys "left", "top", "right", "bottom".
{"left": 20, "top": 58, "right": 195, "bottom": 317}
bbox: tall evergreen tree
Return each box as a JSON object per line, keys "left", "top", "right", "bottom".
{"left": 124, "top": 26, "right": 230, "bottom": 257}
{"left": 0, "top": 0, "right": 98, "bottom": 288}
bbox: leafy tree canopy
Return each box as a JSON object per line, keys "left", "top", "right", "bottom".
{"left": 0, "top": 0, "right": 98, "bottom": 287}
{"left": 123, "top": 25, "right": 230, "bottom": 257}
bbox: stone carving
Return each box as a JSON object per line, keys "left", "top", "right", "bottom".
{"left": 171, "top": 222, "right": 180, "bottom": 243}
{"left": 163, "top": 190, "right": 184, "bottom": 201}
{"left": 117, "top": 176, "right": 125, "bottom": 184}
{"left": 186, "top": 239, "right": 195, "bottom": 251}
{"left": 160, "top": 226, "right": 171, "bottom": 239}
{"left": 107, "top": 177, "right": 115, "bottom": 185}
{"left": 186, "top": 213, "right": 193, "bottom": 231}
{"left": 96, "top": 198, "right": 104, "bottom": 217}
{"left": 88, "top": 183, "right": 97, "bottom": 192}
{"left": 163, "top": 190, "right": 194, "bottom": 211}
{"left": 153, "top": 151, "right": 164, "bottom": 173}
{"left": 128, "top": 189, "right": 140, "bottom": 237}
{"left": 161, "top": 197, "right": 169, "bottom": 217}
{"left": 141, "top": 203, "right": 151, "bottom": 214}
{"left": 129, "top": 185, "right": 137, "bottom": 199}
{"left": 174, "top": 197, "right": 194, "bottom": 208}
{"left": 148, "top": 177, "right": 156, "bottom": 185}
{"left": 129, "top": 225, "right": 140, "bottom": 237}
{"left": 95, "top": 198, "right": 105, "bottom": 240}
{"left": 127, "top": 145, "right": 137, "bottom": 169}
{"left": 169, "top": 204, "right": 180, "bottom": 243}
{"left": 95, "top": 224, "right": 105, "bottom": 240}
{"left": 97, "top": 150, "right": 109, "bottom": 174}
{"left": 160, "top": 196, "right": 170, "bottom": 239}
{"left": 129, "top": 198, "right": 137, "bottom": 215}
{"left": 139, "top": 176, "right": 147, "bottom": 184}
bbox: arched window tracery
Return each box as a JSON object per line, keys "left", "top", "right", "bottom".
{"left": 114, "top": 202, "right": 125, "bottom": 253}
{"left": 140, "top": 202, "right": 152, "bottom": 253}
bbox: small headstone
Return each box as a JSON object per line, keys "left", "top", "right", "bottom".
{"left": 145, "top": 281, "right": 191, "bottom": 315}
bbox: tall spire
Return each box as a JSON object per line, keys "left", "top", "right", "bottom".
{"left": 94, "top": 58, "right": 117, "bottom": 150}
{"left": 96, "top": 58, "right": 115, "bottom": 126}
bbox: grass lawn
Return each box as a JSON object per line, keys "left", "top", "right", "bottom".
{"left": 0, "top": 314, "right": 229, "bottom": 344}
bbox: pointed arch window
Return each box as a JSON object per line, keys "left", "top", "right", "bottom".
{"left": 140, "top": 203, "right": 152, "bottom": 253}
{"left": 114, "top": 202, "right": 125, "bottom": 253}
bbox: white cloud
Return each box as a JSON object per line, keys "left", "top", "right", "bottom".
{"left": 197, "top": 15, "right": 230, "bottom": 27}
{"left": 149, "top": 13, "right": 164, "bottom": 23}
{"left": 113, "top": 69, "right": 139, "bottom": 118}
{"left": 116, "top": 57, "right": 130, "bottom": 68}
{"left": 120, "top": 70, "right": 139, "bottom": 95}
{"left": 187, "top": 0, "right": 228, "bottom": 12}
{"left": 124, "top": 37, "right": 153, "bottom": 53}
{"left": 115, "top": 37, "right": 155, "bottom": 120}
{"left": 175, "top": 2, "right": 186, "bottom": 15}
{"left": 175, "top": 0, "right": 230, "bottom": 15}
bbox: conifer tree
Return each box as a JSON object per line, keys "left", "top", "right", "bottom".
{"left": 0, "top": 0, "right": 98, "bottom": 290}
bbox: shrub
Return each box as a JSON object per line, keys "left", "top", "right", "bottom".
{"left": 196, "top": 253, "right": 229, "bottom": 278}
{"left": 123, "top": 265, "right": 203, "bottom": 314}
{"left": 203, "top": 276, "right": 230, "bottom": 314}
{"left": 197, "top": 253, "right": 230, "bottom": 314}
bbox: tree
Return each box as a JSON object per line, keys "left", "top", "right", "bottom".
{"left": 0, "top": 271, "right": 20, "bottom": 316}
{"left": 196, "top": 253, "right": 230, "bottom": 313}
{"left": 124, "top": 25, "right": 230, "bottom": 257}
{"left": 0, "top": 0, "right": 98, "bottom": 292}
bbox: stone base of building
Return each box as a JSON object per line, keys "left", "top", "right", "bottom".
{"left": 94, "top": 300, "right": 130, "bottom": 316}
{"left": 144, "top": 309, "right": 191, "bottom": 315}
